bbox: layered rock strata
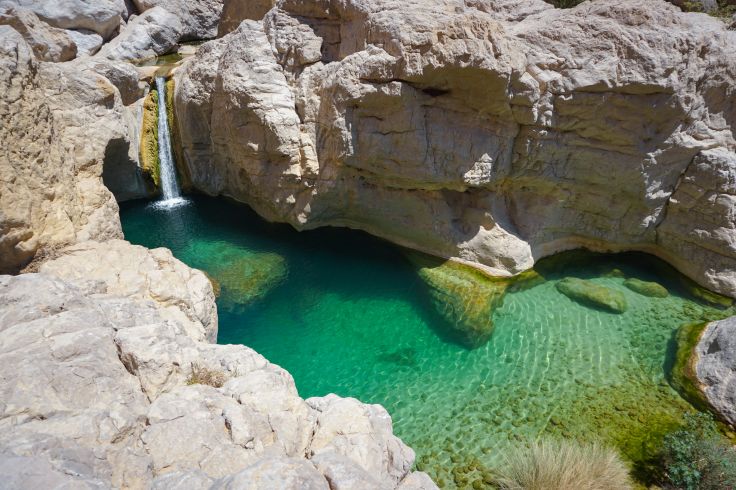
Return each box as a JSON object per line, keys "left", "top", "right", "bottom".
{"left": 0, "top": 241, "right": 434, "bottom": 489}
{"left": 175, "top": 0, "right": 736, "bottom": 297}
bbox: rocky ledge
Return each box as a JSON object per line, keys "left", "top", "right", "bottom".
{"left": 174, "top": 0, "right": 736, "bottom": 298}
{"left": 0, "top": 240, "right": 435, "bottom": 489}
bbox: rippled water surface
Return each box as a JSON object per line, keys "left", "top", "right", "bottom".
{"left": 121, "top": 196, "right": 729, "bottom": 488}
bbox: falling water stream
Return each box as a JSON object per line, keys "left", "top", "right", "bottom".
{"left": 155, "top": 76, "right": 185, "bottom": 207}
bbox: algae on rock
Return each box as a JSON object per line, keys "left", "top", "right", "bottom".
{"left": 624, "top": 278, "right": 669, "bottom": 298}
{"left": 185, "top": 240, "right": 288, "bottom": 310}
{"left": 140, "top": 88, "right": 160, "bottom": 188}
{"left": 670, "top": 322, "right": 712, "bottom": 413}
{"left": 409, "top": 253, "right": 537, "bottom": 348}
{"left": 555, "top": 277, "right": 627, "bottom": 314}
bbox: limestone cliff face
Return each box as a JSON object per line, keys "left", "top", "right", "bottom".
{"left": 175, "top": 0, "right": 736, "bottom": 296}
{"left": 0, "top": 26, "right": 140, "bottom": 273}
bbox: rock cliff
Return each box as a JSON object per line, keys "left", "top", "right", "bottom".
{"left": 175, "top": 0, "right": 736, "bottom": 297}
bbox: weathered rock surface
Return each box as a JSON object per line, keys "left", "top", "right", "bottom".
{"left": 218, "top": 0, "right": 275, "bottom": 36}
{"left": 39, "top": 239, "right": 218, "bottom": 342}
{"left": 0, "top": 6, "right": 77, "bottom": 61}
{"left": 0, "top": 266, "right": 430, "bottom": 489}
{"left": 132, "top": 0, "right": 224, "bottom": 41}
{"left": 65, "top": 28, "right": 103, "bottom": 56}
{"left": 0, "top": 26, "right": 141, "bottom": 274}
{"left": 99, "top": 6, "right": 183, "bottom": 62}
{"left": 694, "top": 316, "right": 736, "bottom": 426}
{"left": 1, "top": 0, "right": 126, "bottom": 40}
{"left": 556, "top": 277, "right": 628, "bottom": 313}
{"left": 175, "top": 0, "right": 736, "bottom": 297}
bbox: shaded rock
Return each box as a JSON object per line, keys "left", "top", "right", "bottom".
{"left": 556, "top": 278, "right": 627, "bottom": 313}
{"left": 175, "top": 0, "right": 736, "bottom": 298}
{"left": 623, "top": 278, "right": 669, "bottom": 298}
{"left": 2, "top": 0, "right": 126, "bottom": 40}
{"left": 65, "top": 28, "right": 103, "bottom": 56}
{"left": 0, "top": 6, "right": 76, "bottom": 61}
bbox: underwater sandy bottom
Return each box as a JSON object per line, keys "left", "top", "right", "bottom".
{"left": 121, "top": 196, "right": 726, "bottom": 488}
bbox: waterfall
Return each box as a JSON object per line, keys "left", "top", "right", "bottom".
{"left": 155, "top": 76, "right": 185, "bottom": 206}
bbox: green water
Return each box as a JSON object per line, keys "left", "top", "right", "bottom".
{"left": 120, "top": 196, "right": 730, "bottom": 488}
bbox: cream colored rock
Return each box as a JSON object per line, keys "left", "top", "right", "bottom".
{"left": 218, "top": 0, "right": 275, "bottom": 36}
{"left": 1, "top": 0, "right": 126, "bottom": 40}
{"left": 175, "top": 0, "right": 736, "bottom": 297}
{"left": 0, "top": 27, "right": 134, "bottom": 274}
{"left": 0, "top": 270, "right": 428, "bottom": 488}
{"left": 132, "top": 0, "right": 223, "bottom": 40}
{"left": 99, "top": 6, "right": 183, "bottom": 61}
{"left": 39, "top": 239, "right": 218, "bottom": 342}
{"left": 0, "top": 6, "right": 76, "bottom": 61}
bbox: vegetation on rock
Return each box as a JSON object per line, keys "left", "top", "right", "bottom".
{"left": 186, "top": 362, "right": 228, "bottom": 388}
{"left": 555, "top": 277, "right": 627, "bottom": 313}
{"left": 623, "top": 278, "right": 669, "bottom": 298}
{"left": 494, "top": 439, "right": 632, "bottom": 490}
{"left": 660, "top": 412, "right": 736, "bottom": 490}
{"left": 670, "top": 322, "right": 713, "bottom": 413}
{"left": 165, "top": 77, "right": 193, "bottom": 191}
{"left": 140, "top": 88, "right": 160, "bottom": 188}
{"left": 408, "top": 252, "right": 539, "bottom": 348}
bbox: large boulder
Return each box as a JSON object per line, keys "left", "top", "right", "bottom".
{"left": 0, "top": 6, "right": 76, "bottom": 61}
{"left": 0, "top": 0, "right": 126, "bottom": 40}
{"left": 98, "top": 6, "right": 183, "bottom": 61}
{"left": 174, "top": 0, "right": 736, "bottom": 298}
{"left": 132, "top": 0, "right": 224, "bottom": 41}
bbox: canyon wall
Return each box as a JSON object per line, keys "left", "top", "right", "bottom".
{"left": 175, "top": 0, "right": 736, "bottom": 296}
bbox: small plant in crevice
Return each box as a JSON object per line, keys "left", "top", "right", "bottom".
{"left": 660, "top": 412, "right": 736, "bottom": 490}
{"left": 494, "top": 439, "right": 633, "bottom": 490}
{"left": 186, "top": 362, "right": 228, "bottom": 388}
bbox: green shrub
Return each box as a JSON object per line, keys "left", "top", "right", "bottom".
{"left": 495, "top": 439, "right": 632, "bottom": 490}
{"left": 661, "top": 412, "right": 736, "bottom": 490}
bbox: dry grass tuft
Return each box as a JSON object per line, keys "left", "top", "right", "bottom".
{"left": 495, "top": 439, "right": 632, "bottom": 490}
{"left": 186, "top": 362, "right": 228, "bottom": 388}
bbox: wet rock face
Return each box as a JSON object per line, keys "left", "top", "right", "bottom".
{"left": 695, "top": 317, "right": 736, "bottom": 426}
{"left": 0, "top": 245, "right": 435, "bottom": 489}
{"left": 175, "top": 0, "right": 736, "bottom": 297}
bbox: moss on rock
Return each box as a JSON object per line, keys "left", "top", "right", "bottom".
{"left": 409, "top": 252, "right": 539, "bottom": 348}
{"left": 555, "top": 277, "right": 627, "bottom": 313}
{"left": 140, "top": 88, "right": 160, "bottom": 188}
{"left": 623, "top": 278, "right": 669, "bottom": 298}
{"left": 670, "top": 322, "right": 711, "bottom": 413}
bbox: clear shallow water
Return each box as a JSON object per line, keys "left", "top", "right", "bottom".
{"left": 120, "top": 196, "right": 730, "bottom": 488}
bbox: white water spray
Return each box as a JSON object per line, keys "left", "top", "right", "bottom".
{"left": 155, "top": 76, "right": 186, "bottom": 207}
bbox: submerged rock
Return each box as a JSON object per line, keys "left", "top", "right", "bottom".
{"left": 411, "top": 254, "right": 515, "bottom": 348}
{"left": 623, "top": 278, "right": 669, "bottom": 298}
{"left": 555, "top": 278, "right": 627, "bottom": 314}
{"left": 185, "top": 240, "right": 288, "bottom": 308}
